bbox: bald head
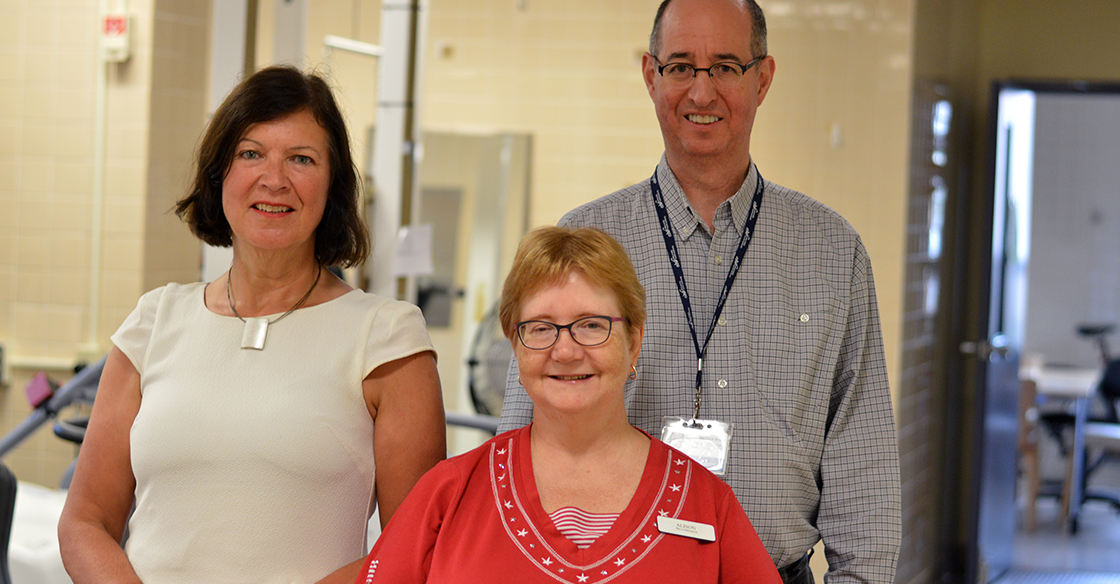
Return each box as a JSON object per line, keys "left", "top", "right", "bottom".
{"left": 649, "top": 0, "right": 768, "bottom": 60}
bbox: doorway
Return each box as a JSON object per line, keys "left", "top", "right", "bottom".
{"left": 974, "top": 81, "right": 1120, "bottom": 582}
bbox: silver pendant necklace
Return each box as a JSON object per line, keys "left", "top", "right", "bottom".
{"left": 226, "top": 264, "right": 322, "bottom": 350}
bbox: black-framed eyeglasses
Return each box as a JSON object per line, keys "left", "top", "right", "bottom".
{"left": 653, "top": 55, "right": 764, "bottom": 88}
{"left": 516, "top": 316, "right": 626, "bottom": 350}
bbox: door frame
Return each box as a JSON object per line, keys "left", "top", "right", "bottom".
{"left": 959, "top": 79, "right": 1120, "bottom": 583}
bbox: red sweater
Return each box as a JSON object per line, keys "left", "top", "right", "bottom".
{"left": 357, "top": 426, "right": 780, "bottom": 583}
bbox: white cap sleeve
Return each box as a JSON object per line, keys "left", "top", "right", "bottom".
{"left": 110, "top": 286, "right": 166, "bottom": 376}
{"left": 362, "top": 299, "right": 435, "bottom": 378}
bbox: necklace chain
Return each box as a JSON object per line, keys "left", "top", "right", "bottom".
{"left": 226, "top": 264, "right": 322, "bottom": 325}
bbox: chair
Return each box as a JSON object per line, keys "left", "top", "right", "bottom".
{"left": 0, "top": 462, "right": 17, "bottom": 584}
{"left": 1034, "top": 325, "right": 1120, "bottom": 526}
{"left": 1078, "top": 359, "right": 1120, "bottom": 514}
{"left": 1045, "top": 358, "right": 1120, "bottom": 532}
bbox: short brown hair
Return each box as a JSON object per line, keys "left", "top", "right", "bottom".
{"left": 499, "top": 227, "right": 646, "bottom": 341}
{"left": 174, "top": 65, "right": 370, "bottom": 268}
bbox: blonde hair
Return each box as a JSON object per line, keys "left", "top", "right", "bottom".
{"left": 499, "top": 227, "right": 646, "bottom": 340}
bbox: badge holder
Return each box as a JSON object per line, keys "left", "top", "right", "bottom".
{"left": 660, "top": 417, "right": 733, "bottom": 475}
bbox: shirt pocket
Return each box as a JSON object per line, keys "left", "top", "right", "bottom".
{"left": 749, "top": 281, "right": 847, "bottom": 452}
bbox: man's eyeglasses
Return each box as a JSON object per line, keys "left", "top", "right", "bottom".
{"left": 653, "top": 55, "right": 764, "bottom": 88}
{"left": 516, "top": 316, "right": 625, "bottom": 350}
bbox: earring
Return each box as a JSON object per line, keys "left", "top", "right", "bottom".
{"left": 628, "top": 365, "right": 637, "bottom": 380}
{"left": 517, "top": 375, "right": 522, "bottom": 385}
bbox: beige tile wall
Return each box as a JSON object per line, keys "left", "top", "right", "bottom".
{"left": 896, "top": 1, "right": 982, "bottom": 582}
{"left": 2, "top": 1, "right": 100, "bottom": 369}
{"left": 142, "top": 1, "right": 209, "bottom": 292}
{"left": 1, "top": 2, "right": 108, "bottom": 487}
{"left": 0, "top": 0, "right": 208, "bottom": 486}
{"left": 423, "top": 1, "right": 665, "bottom": 223}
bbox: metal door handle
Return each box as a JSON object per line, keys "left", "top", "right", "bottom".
{"left": 960, "top": 339, "right": 1010, "bottom": 361}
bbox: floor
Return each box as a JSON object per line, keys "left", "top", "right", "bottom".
{"left": 1003, "top": 496, "right": 1120, "bottom": 583}
{"left": 999, "top": 573, "right": 1120, "bottom": 584}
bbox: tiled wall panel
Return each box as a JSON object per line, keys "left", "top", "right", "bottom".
{"left": 0, "top": 0, "right": 206, "bottom": 486}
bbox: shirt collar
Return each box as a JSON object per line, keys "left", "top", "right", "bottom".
{"left": 655, "top": 156, "right": 761, "bottom": 240}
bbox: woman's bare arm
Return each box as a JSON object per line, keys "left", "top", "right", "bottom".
{"left": 363, "top": 350, "right": 445, "bottom": 528}
{"left": 58, "top": 347, "right": 143, "bottom": 583}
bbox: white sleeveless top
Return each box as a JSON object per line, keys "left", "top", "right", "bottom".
{"left": 111, "top": 282, "right": 433, "bottom": 583}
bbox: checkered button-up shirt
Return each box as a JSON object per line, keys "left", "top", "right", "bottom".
{"left": 498, "top": 156, "right": 901, "bottom": 584}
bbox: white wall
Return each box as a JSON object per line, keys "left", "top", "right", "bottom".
{"left": 1024, "top": 92, "right": 1120, "bottom": 367}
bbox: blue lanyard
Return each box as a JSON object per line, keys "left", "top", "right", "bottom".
{"left": 650, "top": 169, "right": 764, "bottom": 419}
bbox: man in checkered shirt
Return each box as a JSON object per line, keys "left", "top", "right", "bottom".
{"left": 499, "top": 1, "right": 901, "bottom": 583}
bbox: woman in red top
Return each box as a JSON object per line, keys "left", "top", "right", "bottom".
{"left": 356, "top": 227, "right": 779, "bottom": 584}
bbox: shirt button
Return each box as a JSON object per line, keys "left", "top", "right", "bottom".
{"left": 717, "top": 316, "right": 727, "bottom": 326}
{"left": 717, "top": 379, "right": 728, "bottom": 389}
{"left": 800, "top": 313, "right": 810, "bottom": 322}
{"left": 713, "top": 254, "right": 723, "bottom": 265}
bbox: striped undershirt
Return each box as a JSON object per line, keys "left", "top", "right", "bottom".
{"left": 548, "top": 506, "right": 620, "bottom": 549}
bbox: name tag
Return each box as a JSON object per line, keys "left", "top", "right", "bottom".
{"left": 660, "top": 417, "right": 733, "bottom": 475}
{"left": 656, "top": 516, "right": 715, "bottom": 542}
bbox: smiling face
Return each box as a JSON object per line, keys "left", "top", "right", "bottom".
{"left": 643, "top": 0, "right": 774, "bottom": 171}
{"left": 514, "top": 271, "right": 643, "bottom": 420}
{"left": 221, "top": 109, "right": 331, "bottom": 259}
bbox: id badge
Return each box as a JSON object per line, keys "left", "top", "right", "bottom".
{"left": 660, "top": 417, "right": 733, "bottom": 475}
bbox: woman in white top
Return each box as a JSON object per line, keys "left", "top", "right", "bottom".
{"left": 57, "top": 66, "right": 446, "bottom": 584}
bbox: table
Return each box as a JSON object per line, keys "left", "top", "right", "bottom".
{"left": 1022, "top": 365, "right": 1101, "bottom": 533}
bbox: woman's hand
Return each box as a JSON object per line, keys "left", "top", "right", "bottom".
{"left": 57, "top": 347, "right": 143, "bottom": 583}
{"left": 363, "top": 350, "right": 445, "bottom": 528}
{"left": 313, "top": 557, "right": 365, "bottom": 583}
